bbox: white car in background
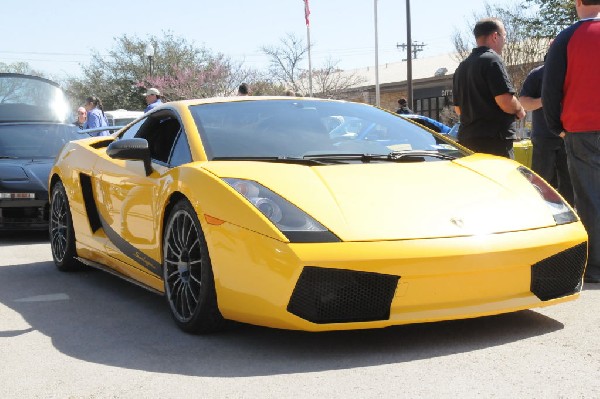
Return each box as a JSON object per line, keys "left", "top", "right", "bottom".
{"left": 104, "top": 109, "right": 143, "bottom": 126}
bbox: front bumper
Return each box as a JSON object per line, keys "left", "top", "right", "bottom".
{"left": 207, "top": 221, "right": 587, "bottom": 331}
{"left": 0, "top": 199, "right": 49, "bottom": 230}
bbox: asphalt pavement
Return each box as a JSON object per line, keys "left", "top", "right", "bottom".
{"left": 1, "top": 231, "right": 599, "bottom": 398}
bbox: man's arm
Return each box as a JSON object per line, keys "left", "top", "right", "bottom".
{"left": 495, "top": 93, "right": 526, "bottom": 120}
{"left": 519, "top": 67, "right": 543, "bottom": 112}
{"left": 542, "top": 27, "right": 572, "bottom": 135}
{"left": 454, "top": 106, "right": 461, "bottom": 116}
{"left": 519, "top": 96, "right": 542, "bottom": 112}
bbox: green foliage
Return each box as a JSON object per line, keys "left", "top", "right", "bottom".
{"left": 63, "top": 32, "right": 245, "bottom": 111}
{"left": 522, "top": 0, "right": 578, "bottom": 37}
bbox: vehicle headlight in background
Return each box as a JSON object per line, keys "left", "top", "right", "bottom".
{"left": 223, "top": 178, "right": 340, "bottom": 243}
{"left": 518, "top": 166, "right": 577, "bottom": 225}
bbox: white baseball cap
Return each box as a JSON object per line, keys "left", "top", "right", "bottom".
{"left": 144, "top": 88, "right": 160, "bottom": 96}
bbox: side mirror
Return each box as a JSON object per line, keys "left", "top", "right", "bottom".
{"left": 107, "top": 138, "right": 152, "bottom": 176}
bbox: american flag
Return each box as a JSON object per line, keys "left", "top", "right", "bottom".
{"left": 303, "top": 0, "right": 310, "bottom": 26}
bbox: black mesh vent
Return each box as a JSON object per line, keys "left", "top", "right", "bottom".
{"left": 287, "top": 267, "right": 399, "bottom": 324}
{"left": 531, "top": 242, "right": 587, "bottom": 301}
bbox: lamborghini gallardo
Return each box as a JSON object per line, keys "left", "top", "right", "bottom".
{"left": 48, "top": 97, "right": 587, "bottom": 333}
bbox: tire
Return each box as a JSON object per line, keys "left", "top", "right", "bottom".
{"left": 49, "top": 181, "right": 82, "bottom": 271}
{"left": 163, "top": 199, "right": 225, "bottom": 334}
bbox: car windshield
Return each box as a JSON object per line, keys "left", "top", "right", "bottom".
{"left": 0, "top": 73, "right": 71, "bottom": 123}
{"left": 0, "top": 123, "right": 84, "bottom": 159}
{"left": 190, "top": 99, "right": 464, "bottom": 161}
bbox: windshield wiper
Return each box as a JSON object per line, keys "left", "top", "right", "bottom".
{"left": 303, "top": 153, "right": 387, "bottom": 163}
{"left": 388, "top": 150, "right": 457, "bottom": 161}
{"left": 211, "top": 156, "right": 327, "bottom": 165}
{"left": 304, "top": 151, "right": 457, "bottom": 163}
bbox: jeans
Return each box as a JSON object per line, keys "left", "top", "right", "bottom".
{"left": 531, "top": 136, "right": 574, "bottom": 205}
{"left": 564, "top": 132, "right": 600, "bottom": 277}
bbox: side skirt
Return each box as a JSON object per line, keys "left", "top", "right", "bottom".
{"left": 76, "top": 257, "right": 164, "bottom": 296}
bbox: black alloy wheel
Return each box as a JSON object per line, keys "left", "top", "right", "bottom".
{"left": 49, "top": 181, "right": 82, "bottom": 271}
{"left": 163, "top": 199, "right": 224, "bottom": 334}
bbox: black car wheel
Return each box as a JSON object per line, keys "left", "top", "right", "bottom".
{"left": 163, "top": 199, "right": 225, "bottom": 334}
{"left": 49, "top": 181, "right": 82, "bottom": 271}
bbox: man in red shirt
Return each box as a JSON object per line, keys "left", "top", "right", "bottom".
{"left": 542, "top": 0, "right": 600, "bottom": 283}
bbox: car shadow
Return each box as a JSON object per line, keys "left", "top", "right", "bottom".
{"left": 0, "top": 260, "right": 565, "bottom": 378}
{"left": 583, "top": 282, "right": 600, "bottom": 291}
{"left": 0, "top": 230, "right": 49, "bottom": 246}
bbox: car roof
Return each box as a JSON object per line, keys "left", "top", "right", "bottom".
{"left": 104, "top": 109, "right": 144, "bottom": 118}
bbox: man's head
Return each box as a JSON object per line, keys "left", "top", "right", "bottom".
{"left": 144, "top": 88, "right": 161, "bottom": 105}
{"left": 474, "top": 18, "right": 507, "bottom": 55}
{"left": 237, "top": 83, "right": 249, "bottom": 96}
{"left": 77, "top": 106, "right": 86, "bottom": 122}
{"left": 576, "top": 0, "right": 600, "bottom": 18}
{"left": 398, "top": 98, "right": 408, "bottom": 107}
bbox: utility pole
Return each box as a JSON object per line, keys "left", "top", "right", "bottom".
{"left": 396, "top": 42, "right": 426, "bottom": 60}
{"left": 398, "top": 0, "right": 420, "bottom": 110}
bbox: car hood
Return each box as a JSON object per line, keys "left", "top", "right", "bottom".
{"left": 0, "top": 159, "right": 53, "bottom": 192}
{"left": 202, "top": 155, "right": 559, "bottom": 241}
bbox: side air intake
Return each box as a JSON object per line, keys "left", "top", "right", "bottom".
{"left": 531, "top": 242, "right": 587, "bottom": 301}
{"left": 287, "top": 267, "right": 399, "bottom": 324}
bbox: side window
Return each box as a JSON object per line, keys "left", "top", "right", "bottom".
{"left": 169, "top": 131, "right": 193, "bottom": 166}
{"left": 147, "top": 118, "right": 182, "bottom": 164}
{"left": 120, "top": 118, "right": 146, "bottom": 140}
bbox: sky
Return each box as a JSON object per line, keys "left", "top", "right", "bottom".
{"left": 1, "top": 0, "right": 517, "bottom": 81}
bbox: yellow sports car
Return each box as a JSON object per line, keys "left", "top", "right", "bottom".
{"left": 49, "top": 97, "right": 587, "bottom": 334}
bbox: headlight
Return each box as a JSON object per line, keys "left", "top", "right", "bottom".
{"left": 223, "top": 178, "right": 340, "bottom": 243}
{"left": 518, "top": 166, "right": 577, "bottom": 225}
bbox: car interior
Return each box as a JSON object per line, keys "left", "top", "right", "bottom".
{"left": 121, "top": 111, "right": 183, "bottom": 164}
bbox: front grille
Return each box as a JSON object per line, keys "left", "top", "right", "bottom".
{"left": 287, "top": 266, "right": 399, "bottom": 324}
{"left": 531, "top": 242, "right": 587, "bottom": 301}
{"left": 0, "top": 205, "right": 47, "bottom": 222}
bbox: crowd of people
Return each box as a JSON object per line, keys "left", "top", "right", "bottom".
{"left": 449, "top": 0, "right": 600, "bottom": 284}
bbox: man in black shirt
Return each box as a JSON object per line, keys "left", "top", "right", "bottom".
{"left": 453, "top": 18, "right": 526, "bottom": 158}
{"left": 519, "top": 63, "right": 574, "bottom": 205}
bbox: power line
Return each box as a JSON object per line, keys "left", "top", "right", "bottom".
{"left": 396, "top": 42, "right": 426, "bottom": 60}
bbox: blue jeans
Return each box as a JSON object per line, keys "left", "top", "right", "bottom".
{"left": 565, "top": 132, "right": 600, "bottom": 277}
{"left": 531, "top": 136, "right": 574, "bottom": 205}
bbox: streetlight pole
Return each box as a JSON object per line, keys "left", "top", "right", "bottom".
{"left": 145, "top": 44, "right": 154, "bottom": 77}
{"left": 406, "top": 0, "right": 413, "bottom": 111}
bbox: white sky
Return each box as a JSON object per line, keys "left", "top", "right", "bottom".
{"left": 1, "top": 0, "right": 516, "bottom": 80}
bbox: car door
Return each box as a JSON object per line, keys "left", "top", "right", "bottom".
{"left": 94, "top": 111, "right": 189, "bottom": 278}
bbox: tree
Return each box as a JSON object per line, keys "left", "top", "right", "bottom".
{"left": 64, "top": 32, "right": 248, "bottom": 111}
{"left": 261, "top": 33, "right": 308, "bottom": 95}
{"left": 309, "top": 58, "right": 366, "bottom": 99}
{"left": 0, "top": 61, "right": 45, "bottom": 77}
{"left": 521, "top": 0, "right": 577, "bottom": 38}
{"left": 261, "top": 33, "right": 365, "bottom": 98}
{"left": 452, "top": 2, "right": 549, "bottom": 92}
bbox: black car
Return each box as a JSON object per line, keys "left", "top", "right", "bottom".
{"left": 0, "top": 73, "right": 86, "bottom": 230}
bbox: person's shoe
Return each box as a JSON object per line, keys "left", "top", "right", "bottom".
{"left": 584, "top": 275, "right": 600, "bottom": 283}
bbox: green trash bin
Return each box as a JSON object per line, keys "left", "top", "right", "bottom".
{"left": 513, "top": 139, "right": 533, "bottom": 168}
